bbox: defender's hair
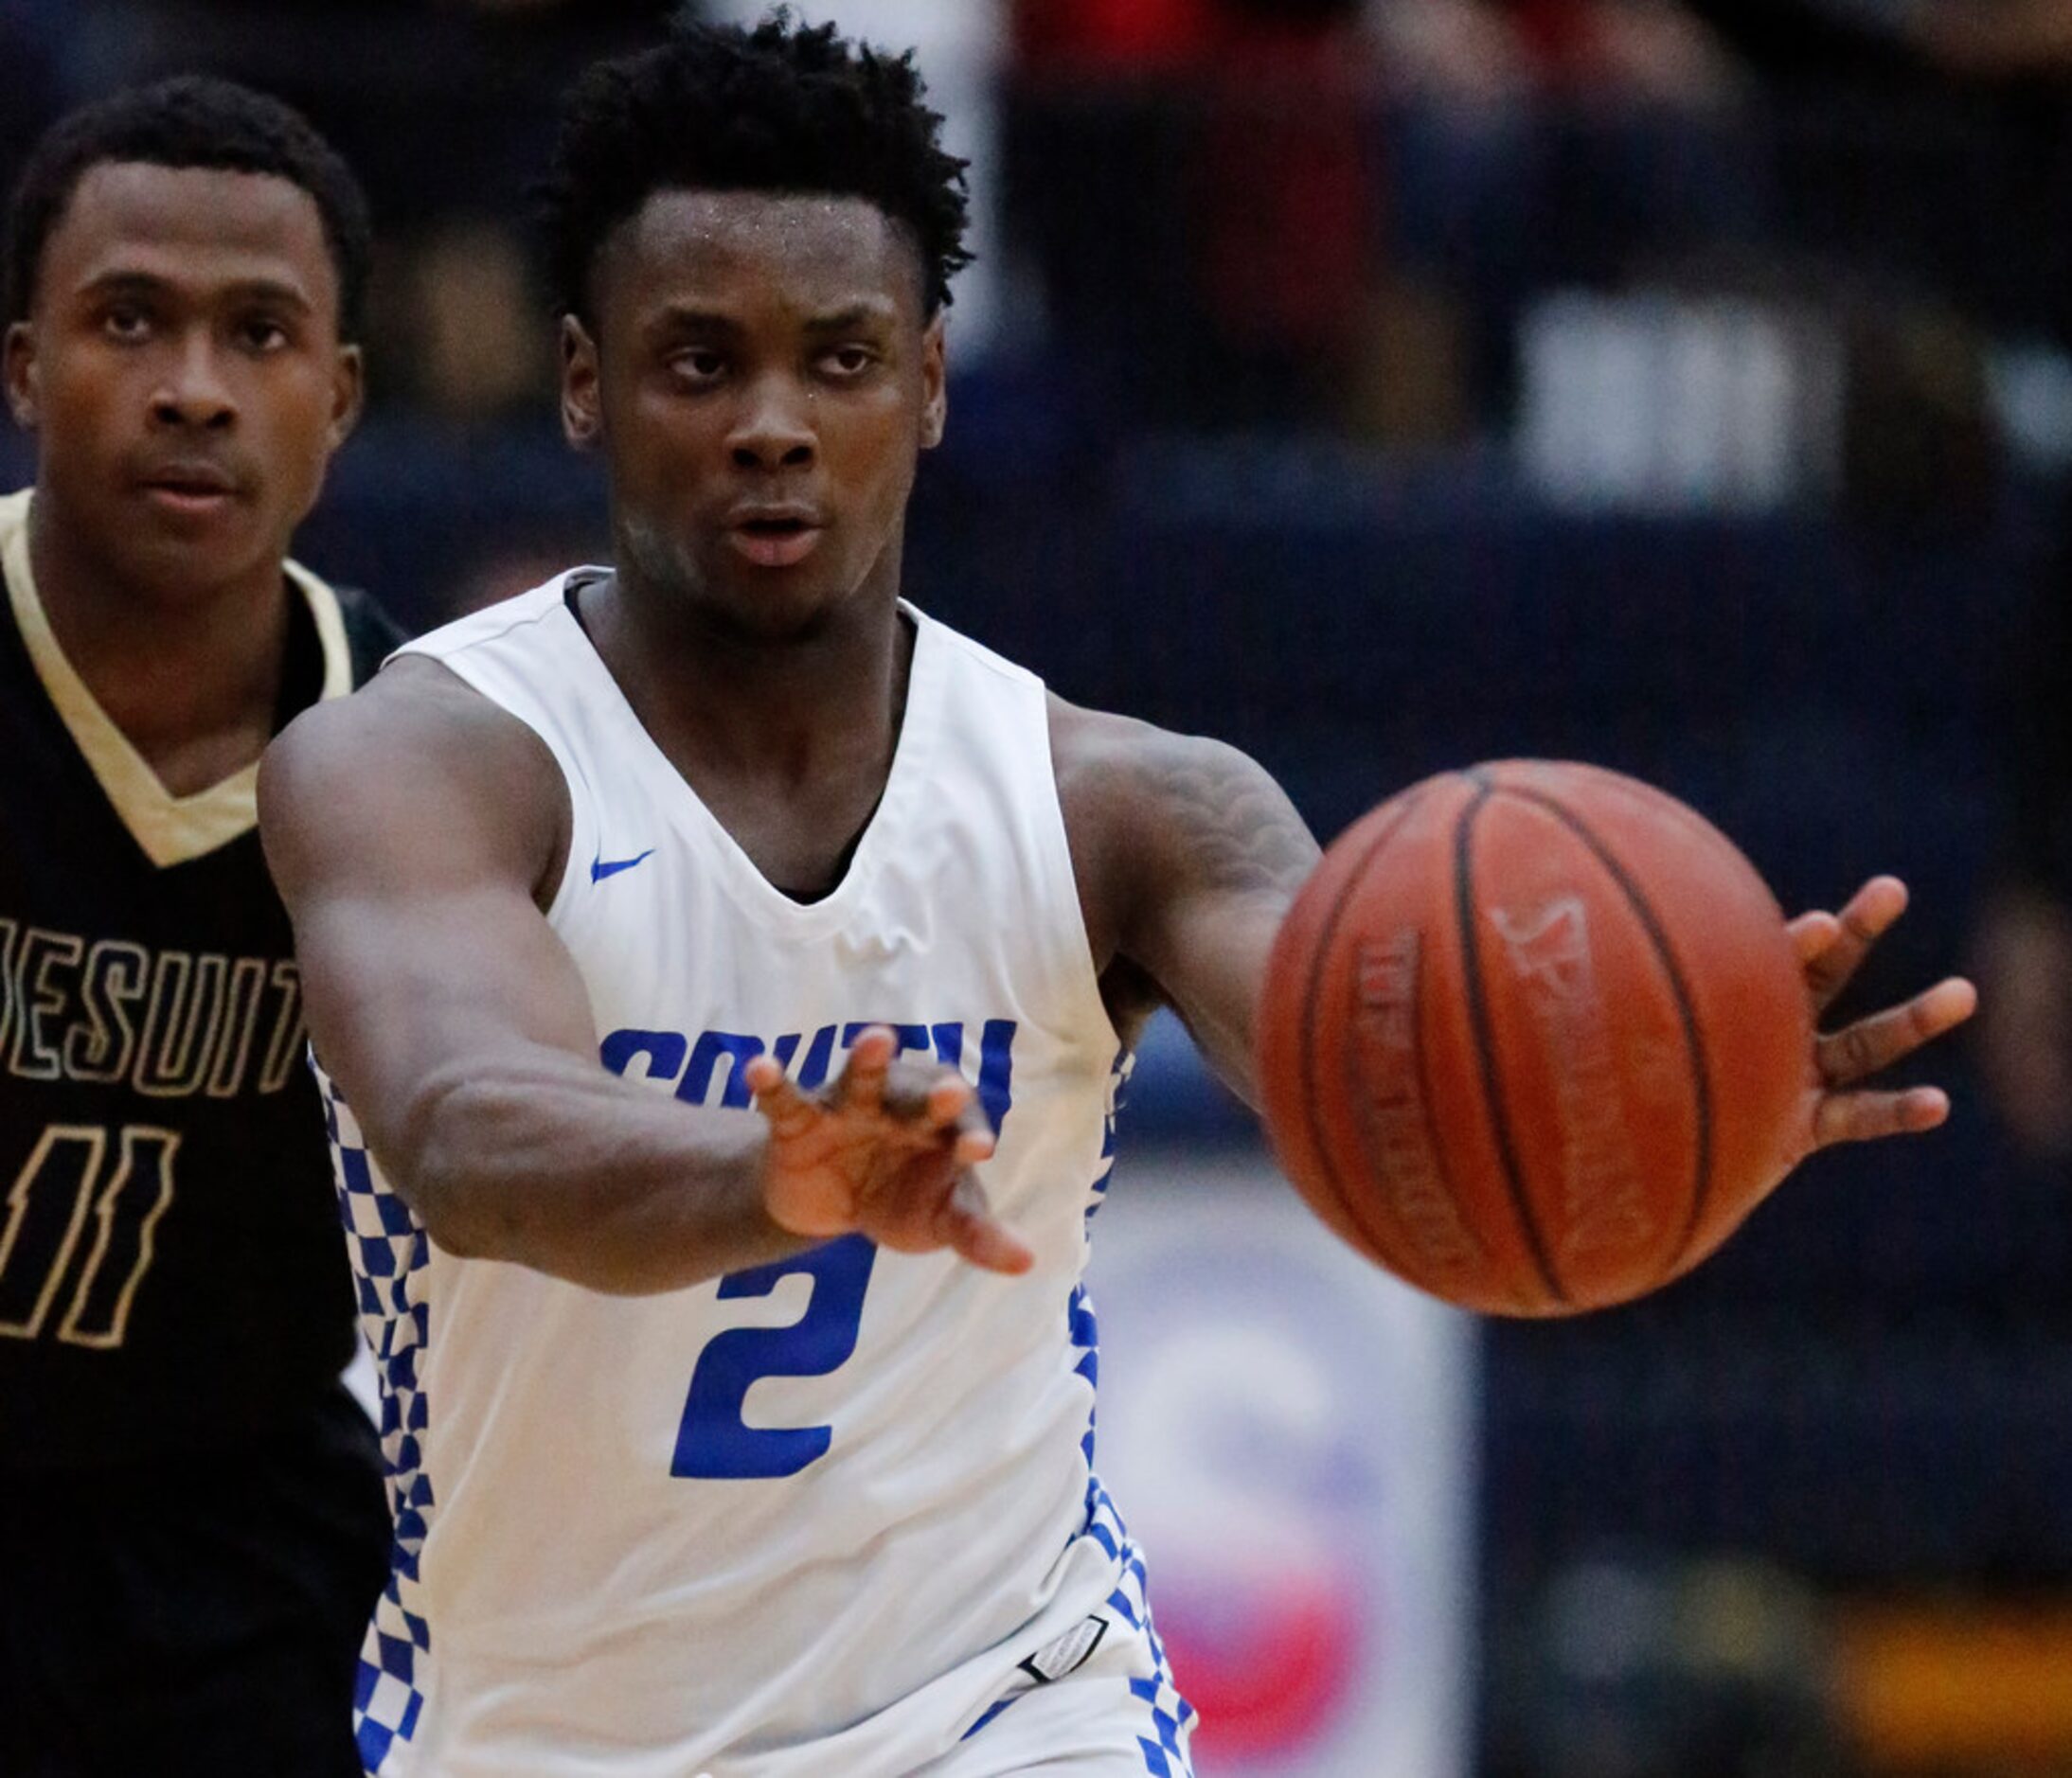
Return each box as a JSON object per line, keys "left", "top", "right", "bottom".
{"left": 542, "top": 9, "right": 973, "bottom": 326}
{"left": 3, "top": 76, "right": 372, "bottom": 337}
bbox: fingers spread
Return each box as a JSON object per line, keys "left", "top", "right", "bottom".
{"left": 745, "top": 1058, "right": 819, "bottom": 1140}
{"left": 835, "top": 1027, "right": 897, "bottom": 1111}
{"left": 938, "top": 1175, "right": 1035, "bottom": 1276}
{"left": 1818, "top": 976, "right": 1980, "bottom": 1087}
{"left": 1802, "top": 876, "right": 1909, "bottom": 1014}
{"left": 924, "top": 1073, "right": 975, "bottom": 1129}
{"left": 927, "top": 1077, "right": 997, "bottom": 1163}
{"left": 1789, "top": 911, "right": 1840, "bottom": 962}
{"left": 1842, "top": 875, "right": 1910, "bottom": 933}
{"left": 1813, "top": 1084, "right": 1950, "bottom": 1149}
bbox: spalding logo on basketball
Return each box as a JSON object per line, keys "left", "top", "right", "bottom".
{"left": 1258, "top": 760, "right": 1811, "bottom": 1314}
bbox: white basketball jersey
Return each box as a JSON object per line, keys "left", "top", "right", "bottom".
{"left": 320, "top": 575, "right": 1169, "bottom": 1777}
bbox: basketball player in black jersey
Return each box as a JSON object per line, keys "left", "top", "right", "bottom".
{"left": 0, "top": 80, "right": 393, "bottom": 1775}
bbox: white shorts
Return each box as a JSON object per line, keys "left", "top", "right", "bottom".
{"left": 918, "top": 1606, "right": 1196, "bottom": 1778}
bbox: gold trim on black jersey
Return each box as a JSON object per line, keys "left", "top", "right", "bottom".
{"left": 0, "top": 489, "right": 351, "bottom": 869}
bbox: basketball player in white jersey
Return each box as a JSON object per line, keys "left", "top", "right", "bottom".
{"left": 259, "top": 14, "right": 1974, "bottom": 1776}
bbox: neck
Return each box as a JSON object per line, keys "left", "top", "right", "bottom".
{"left": 27, "top": 487, "right": 293, "bottom": 785}
{"left": 595, "top": 555, "right": 910, "bottom": 785}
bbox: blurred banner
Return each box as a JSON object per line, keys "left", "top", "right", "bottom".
{"left": 1083, "top": 1148, "right": 1479, "bottom": 1778}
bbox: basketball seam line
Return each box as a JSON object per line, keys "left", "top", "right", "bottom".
{"left": 1455, "top": 777, "right": 1570, "bottom": 1307}
{"left": 1498, "top": 786, "right": 1717, "bottom": 1271}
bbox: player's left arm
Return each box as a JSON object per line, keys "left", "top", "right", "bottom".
{"left": 1052, "top": 701, "right": 1320, "bottom": 1110}
{"left": 1056, "top": 702, "right": 1979, "bottom": 1152}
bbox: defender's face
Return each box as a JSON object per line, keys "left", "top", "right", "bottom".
{"left": 3, "top": 162, "right": 361, "bottom": 607}
{"left": 563, "top": 189, "right": 946, "bottom": 639}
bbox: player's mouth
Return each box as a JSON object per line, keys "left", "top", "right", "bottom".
{"left": 725, "top": 507, "right": 825, "bottom": 570}
{"left": 135, "top": 461, "right": 244, "bottom": 521}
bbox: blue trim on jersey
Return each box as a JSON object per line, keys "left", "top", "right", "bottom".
{"left": 1065, "top": 1047, "right": 1127, "bottom": 1485}
{"left": 961, "top": 1472, "right": 1198, "bottom": 1771}
{"left": 1034, "top": 1048, "right": 1198, "bottom": 1773}
{"left": 1133, "top": 1672, "right": 1194, "bottom": 1777}
{"left": 321, "top": 1062, "right": 437, "bottom": 1776}
{"left": 961, "top": 1695, "right": 1021, "bottom": 1741}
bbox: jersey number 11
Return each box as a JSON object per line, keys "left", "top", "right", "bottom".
{"left": 0, "top": 1124, "right": 179, "bottom": 1347}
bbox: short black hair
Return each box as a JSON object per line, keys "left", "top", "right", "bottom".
{"left": 542, "top": 9, "right": 973, "bottom": 328}
{"left": 3, "top": 76, "right": 372, "bottom": 338}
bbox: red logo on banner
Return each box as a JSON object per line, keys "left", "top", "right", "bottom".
{"left": 1160, "top": 1574, "right": 1366, "bottom": 1761}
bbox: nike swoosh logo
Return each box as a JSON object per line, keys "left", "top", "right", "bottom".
{"left": 590, "top": 849, "right": 655, "bottom": 883}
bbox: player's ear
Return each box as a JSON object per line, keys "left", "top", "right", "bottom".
{"left": 328, "top": 343, "right": 365, "bottom": 451}
{"left": 4, "top": 321, "right": 40, "bottom": 432}
{"left": 562, "top": 314, "right": 602, "bottom": 453}
{"left": 919, "top": 311, "right": 947, "bottom": 452}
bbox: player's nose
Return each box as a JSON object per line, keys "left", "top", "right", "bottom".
{"left": 727, "top": 371, "right": 815, "bottom": 471}
{"left": 151, "top": 331, "right": 238, "bottom": 431}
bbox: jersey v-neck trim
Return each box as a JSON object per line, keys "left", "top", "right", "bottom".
{"left": 555, "top": 580, "right": 947, "bottom": 939}
{"left": 0, "top": 488, "right": 352, "bottom": 870}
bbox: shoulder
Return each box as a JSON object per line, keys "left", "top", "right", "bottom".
{"left": 1048, "top": 696, "right": 1291, "bottom": 839}
{"left": 401, "top": 575, "right": 586, "bottom": 667}
{"left": 1048, "top": 693, "right": 1317, "bottom": 935}
{"left": 914, "top": 606, "right": 1045, "bottom": 691}
{"left": 260, "top": 656, "right": 568, "bottom": 898}
{"left": 267, "top": 574, "right": 584, "bottom": 831}
{"left": 269, "top": 653, "right": 559, "bottom": 801}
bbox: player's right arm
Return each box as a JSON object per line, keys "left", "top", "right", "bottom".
{"left": 259, "top": 660, "right": 1029, "bottom": 1295}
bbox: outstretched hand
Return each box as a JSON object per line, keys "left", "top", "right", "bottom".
{"left": 1783, "top": 876, "right": 1977, "bottom": 1164}
{"left": 743, "top": 1026, "right": 1035, "bottom": 1277}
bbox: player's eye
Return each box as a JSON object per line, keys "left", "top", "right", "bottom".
{"left": 669, "top": 348, "right": 727, "bottom": 385}
{"left": 100, "top": 305, "right": 152, "bottom": 342}
{"left": 239, "top": 317, "right": 291, "bottom": 353}
{"left": 821, "top": 346, "right": 878, "bottom": 379}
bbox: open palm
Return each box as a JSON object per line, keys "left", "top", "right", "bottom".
{"left": 744, "top": 1026, "right": 1034, "bottom": 1276}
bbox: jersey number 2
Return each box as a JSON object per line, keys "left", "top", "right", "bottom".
{"left": 671, "top": 1234, "right": 877, "bottom": 1480}
{"left": 0, "top": 1124, "right": 180, "bottom": 1347}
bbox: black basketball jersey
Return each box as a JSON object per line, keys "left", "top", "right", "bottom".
{"left": 0, "top": 489, "right": 401, "bottom": 1468}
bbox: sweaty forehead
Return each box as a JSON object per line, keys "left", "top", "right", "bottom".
{"left": 602, "top": 189, "right": 925, "bottom": 323}
{"left": 39, "top": 161, "right": 336, "bottom": 312}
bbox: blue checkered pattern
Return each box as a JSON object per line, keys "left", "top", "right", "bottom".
{"left": 1066, "top": 1048, "right": 1129, "bottom": 1470}
{"left": 319, "top": 1064, "right": 436, "bottom": 1778}
{"left": 1072, "top": 1049, "right": 1197, "bottom": 1776}
{"left": 1107, "top": 1521, "right": 1195, "bottom": 1776}
{"left": 1130, "top": 1672, "right": 1196, "bottom": 1778}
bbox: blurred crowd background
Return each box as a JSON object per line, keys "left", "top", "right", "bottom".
{"left": 12, "top": 0, "right": 2072, "bottom": 1772}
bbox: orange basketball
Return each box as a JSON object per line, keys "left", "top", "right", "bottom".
{"left": 1257, "top": 760, "right": 1813, "bottom": 1316}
